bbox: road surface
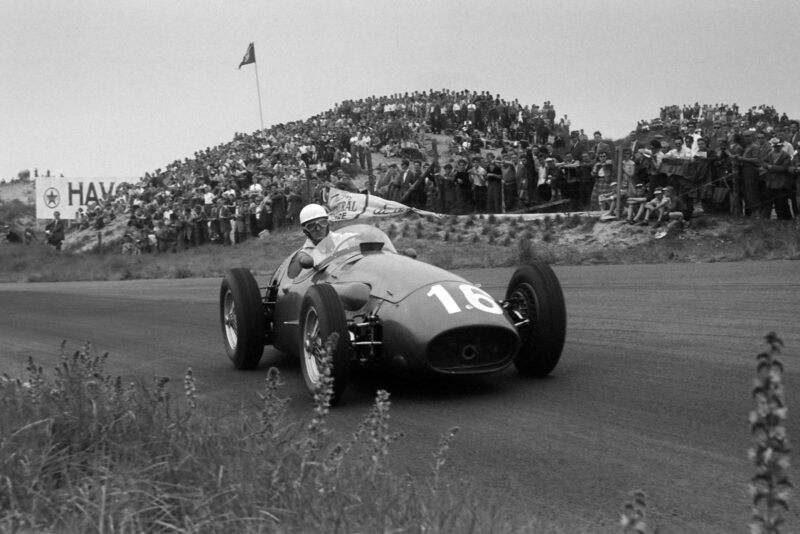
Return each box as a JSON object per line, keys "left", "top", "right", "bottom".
{"left": 1, "top": 260, "right": 798, "bottom": 532}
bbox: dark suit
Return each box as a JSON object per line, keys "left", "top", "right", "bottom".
{"left": 45, "top": 217, "right": 66, "bottom": 249}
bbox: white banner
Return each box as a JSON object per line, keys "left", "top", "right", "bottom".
{"left": 326, "top": 187, "right": 441, "bottom": 222}
{"left": 35, "top": 177, "right": 131, "bottom": 219}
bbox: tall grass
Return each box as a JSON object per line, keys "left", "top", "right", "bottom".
{"left": 0, "top": 342, "right": 529, "bottom": 533}
{"left": 749, "top": 333, "right": 792, "bottom": 534}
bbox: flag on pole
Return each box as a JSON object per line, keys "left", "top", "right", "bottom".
{"left": 327, "top": 187, "right": 441, "bottom": 222}
{"left": 238, "top": 42, "right": 255, "bottom": 69}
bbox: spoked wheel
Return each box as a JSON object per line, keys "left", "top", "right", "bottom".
{"left": 299, "top": 284, "right": 352, "bottom": 405}
{"left": 219, "top": 268, "right": 266, "bottom": 369}
{"left": 505, "top": 263, "right": 566, "bottom": 377}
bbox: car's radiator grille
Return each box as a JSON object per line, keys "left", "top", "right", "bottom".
{"left": 428, "top": 327, "right": 516, "bottom": 373}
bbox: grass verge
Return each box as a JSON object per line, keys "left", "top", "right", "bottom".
{"left": 0, "top": 343, "right": 544, "bottom": 533}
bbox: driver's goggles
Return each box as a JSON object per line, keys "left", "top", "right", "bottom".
{"left": 303, "top": 219, "right": 329, "bottom": 232}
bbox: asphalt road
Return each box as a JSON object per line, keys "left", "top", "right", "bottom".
{"left": 1, "top": 261, "right": 798, "bottom": 533}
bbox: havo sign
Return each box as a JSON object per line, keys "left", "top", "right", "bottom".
{"left": 36, "top": 177, "right": 131, "bottom": 220}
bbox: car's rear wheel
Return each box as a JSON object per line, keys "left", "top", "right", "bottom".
{"left": 220, "top": 268, "right": 266, "bottom": 369}
{"left": 299, "top": 284, "right": 351, "bottom": 405}
{"left": 505, "top": 263, "right": 566, "bottom": 377}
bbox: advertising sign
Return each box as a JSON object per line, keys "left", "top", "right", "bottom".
{"left": 35, "top": 177, "right": 131, "bottom": 219}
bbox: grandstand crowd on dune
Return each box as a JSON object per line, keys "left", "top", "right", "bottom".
{"left": 31, "top": 90, "right": 800, "bottom": 252}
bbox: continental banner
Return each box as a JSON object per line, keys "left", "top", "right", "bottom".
{"left": 35, "top": 177, "right": 131, "bottom": 219}
{"left": 327, "top": 187, "right": 441, "bottom": 221}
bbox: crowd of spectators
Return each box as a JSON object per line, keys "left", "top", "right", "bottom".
{"left": 95, "top": 89, "right": 576, "bottom": 254}
{"left": 50, "top": 92, "right": 797, "bottom": 253}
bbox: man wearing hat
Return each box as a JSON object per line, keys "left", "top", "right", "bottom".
{"left": 760, "top": 137, "right": 793, "bottom": 219}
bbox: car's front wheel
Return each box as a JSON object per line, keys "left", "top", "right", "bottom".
{"left": 505, "top": 263, "right": 566, "bottom": 377}
{"left": 220, "top": 268, "right": 266, "bottom": 369}
{"left": 299, "top": 284, "right": 352, "bottom": 405}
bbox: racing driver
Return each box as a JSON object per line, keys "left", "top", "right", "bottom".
{"left": 299, "top": 203, "right": 331, "bottom": 248}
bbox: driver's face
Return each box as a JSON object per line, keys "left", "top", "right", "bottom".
{"left": 304, "top": 217, "right": 329, "bottom": 244}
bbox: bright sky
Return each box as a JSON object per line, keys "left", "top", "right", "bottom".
{"left": 2, "top": 0, "right": 799, "bottom": 181}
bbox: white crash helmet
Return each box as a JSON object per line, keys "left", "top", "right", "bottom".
{"left": 299, "top": 203, "right": 328, "bottom": 225}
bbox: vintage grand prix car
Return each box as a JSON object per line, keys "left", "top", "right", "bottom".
{"left": 220, "top": 224, "right": 566, "bottom": 404}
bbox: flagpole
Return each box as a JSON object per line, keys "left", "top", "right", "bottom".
{"left": 253, "top": 60, "right": 265, "bottom": 131}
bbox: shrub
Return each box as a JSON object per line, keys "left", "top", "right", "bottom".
{"left": 561, "top": 214, "right": 582, "bottom": 230}
{"left": 580, "top": 216, "right": 598, "bottom": 233}
{"left": 518, "top": 237, "right": 535, "bottom": 264}
{"left": 748, "top": 332, "right": 792, "bottom": 534}
{"left": 620, "top": 490, "right": 649, "bottom": 533}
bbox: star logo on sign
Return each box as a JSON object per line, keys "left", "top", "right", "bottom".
{"left": 44, "top": 187, "right": 60, "bottom": 208}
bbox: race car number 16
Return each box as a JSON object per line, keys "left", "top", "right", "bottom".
{"left": 427, "top": 284, "right": 502, "bottom": 315}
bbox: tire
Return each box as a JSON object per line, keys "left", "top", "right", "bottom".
{"left": 505, "top": 263, "right": 566, "bottom": 377}
{"left": 299, "top": 284, "right": 352, "bottom": 405}
{"left": 220, "top": 268, "right": 266, "bottom": 369}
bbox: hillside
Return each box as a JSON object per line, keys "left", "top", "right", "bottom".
{"left": 2, "top": 93, "right": 798, "bottom": 281}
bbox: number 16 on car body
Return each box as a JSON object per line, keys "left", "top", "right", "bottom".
{"left": 427, "top": 283, "right": 503, "bottom": 315}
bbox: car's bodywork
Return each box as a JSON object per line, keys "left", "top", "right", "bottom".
{"left": 220, "top": 223, "right": 566, "bottom": 403}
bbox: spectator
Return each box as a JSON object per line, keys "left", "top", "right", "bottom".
{"left": 761, "top": 137, "right": 793, "bottom": 219}
{"left": 453, "top": 159, "right": 473, "bottom": 214}
{"left": 44, "top": 211, "right": 66, "bottom": 250}
{"left": 485, "top": 153, "right": 503, "bottom": 213}
{"left": 662, "top": 136, "right": 693, "bottom": 215}
{"left": 657, "top": 185, "right": 689, "bottom": 236}
{"left": 469, "top": 156, "right": 488, "bottom": 212}
{"left": 735, "top": 130, "right": 765, "bottom": 217}
{"left": 631, "top": 186, "right": 665, "bottom": 225}
{"left": 439, "top": 162, "right": 456, "bottom": 214}
{"left": 727, "top": 134, "right": 745, "bottom": 214}
{"left": 501, "top": 156, "right": 518, "bottom": 212}
{"left": 400, "top": 160, "right": 425, "bottom": 209}
{"left": 590, "top": 151, "right": 614, "bottom": 211}
{"left": 578, "top": 152, "right": 597, "bottom": 211}
{"left": 191, "top": 204, "right": 208, "bottom": 246}
{"left": 625, "top": 183, "right": 649, "bottom": 223}
{"left": 691, "top": 137, "right": 717, "bottom": 214}
{"left": 554, "top": 153, "right": 581, "bottom": 211}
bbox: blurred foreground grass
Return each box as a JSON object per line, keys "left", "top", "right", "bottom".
{"left": 0, "top": 343, "right": 567, "bottom": 533}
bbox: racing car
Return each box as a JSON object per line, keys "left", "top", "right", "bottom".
{"left": 220, "top": 224, "right": 566, "bottom": 404}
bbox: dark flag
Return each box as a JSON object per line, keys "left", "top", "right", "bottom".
{"left": 238, "top": 42, "right": 255, "bottom": 69}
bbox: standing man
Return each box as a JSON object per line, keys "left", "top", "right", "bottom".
{"left": 469, "top": 156, "right": 487, "bottom": 213}
{"left": 439, "top": 162, "right": 456, "bottom": 214}
{"left": 662, "top": 136, "right": 693, "bottom": 213}
{"left": 727, "top": 134, "right": 745, "bottom": 215}
{"left": 502, "top": 156, "right": 519, "bottom": 212}
{"left": 734, "top": 131, "right": 765, "bottom": 217}
{"left": 453, "top": 159, "right": 473, "bottom": 214}
{"left": 760, "top": 137, "right": 793, "bottom": 219}
{"left": 45, "top": 211, "right": 66, "bottom": 250}
{"left": 484, "top": 153, "right": 503, "bottom": 214}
